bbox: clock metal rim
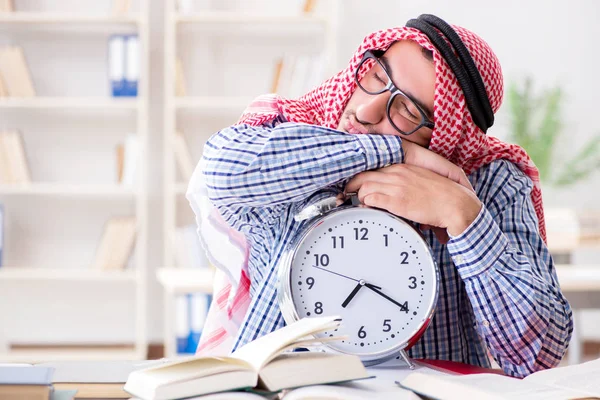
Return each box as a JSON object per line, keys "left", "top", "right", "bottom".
{"left": 277, "top": 205, "right": 440, "bottom": 364}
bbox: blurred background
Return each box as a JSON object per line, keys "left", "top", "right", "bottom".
{"left": 0, "top": 0, "right": 598, "bottom": 365}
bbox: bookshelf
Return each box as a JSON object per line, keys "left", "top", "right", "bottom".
{"left": 0, "top": 1, "right": 149, "bottom": 362}
{"left": 0, "top": 13, "right": 142, "bottom": 25}
{"left": 161, "top": 0, "right": 340, "bottom": 356}
{"left": 0, "top": 97, "right": 140, "bottom": 109}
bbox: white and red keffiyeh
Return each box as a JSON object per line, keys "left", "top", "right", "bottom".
{"left": 188, "top": 24, "right": 546, "bottom": 356}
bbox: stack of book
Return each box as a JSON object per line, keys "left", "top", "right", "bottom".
{"left": 0, "top": 365, "right": 76, "bottom": 400}
{"left": 92, "top": 217, "right": 136, "bottom": 271}
{"left": 124, "top": 316, "right": 369, "bottom": 399}
{"left": 0, "top": 131, "right": 31, "bottom": 184}
{"left": 0, "top": 46, "right": 36, "bottom": 98}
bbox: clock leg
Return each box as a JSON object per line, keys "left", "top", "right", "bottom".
{"left": 399, "top": 349, "right": 415, "bottom": 370}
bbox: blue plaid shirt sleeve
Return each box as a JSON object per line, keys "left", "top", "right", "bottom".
{"left": 446, "top": 160, "right": 573, "bottom": 377}
{"left": 201, "top": 121, "right": 403, "bottom": 212}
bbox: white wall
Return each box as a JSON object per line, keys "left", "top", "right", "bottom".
{"left": 1, "top": 0, "right": 598, "bottom": 347}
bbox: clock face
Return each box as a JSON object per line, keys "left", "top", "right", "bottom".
{"left": 282, "top": 207, "right": 438, "bottom": 362}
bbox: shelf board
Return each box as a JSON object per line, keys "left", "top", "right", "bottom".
{"left": 174, "top": 96, "right": 251, "bottom": 114}
{"left": 174, "top": 11, "right": 326, "bottom": 25}
{"left": 0, "top": 97, "right": 140, "bottom": 110}
{"left": 0, "top": 12, "right": 142, "bottom": 25}
{"left": 0, "top": 267, "right": 136, "bottom": 282}
{"left": 0, "top": 347, "right": 140, "bottom": 363}
{"left": 0, "top": 183, "right": 137, "bottom": 197}
{"left": 157, "top": 267, "right": 214, "bottom": 294}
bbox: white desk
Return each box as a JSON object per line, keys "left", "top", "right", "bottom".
{"left": 555, "top": 265, "right": 600, "bottom": 365}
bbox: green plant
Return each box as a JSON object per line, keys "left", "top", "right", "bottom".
{"left": 507, "top": 77, "right": 600, "bottom": 186}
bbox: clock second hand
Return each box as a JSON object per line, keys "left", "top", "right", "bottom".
{"left": 312, "top": 265, "right": 360, "bottom": 282}
{"left": 364, "top": 283, "right": 409, "bottom": 312}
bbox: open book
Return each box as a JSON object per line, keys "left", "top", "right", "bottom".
{"left": 399, "top": 358, "right": 600, "bottom": 400}
{"left": 124, "top": 316, "right": 369, "bottom": 400}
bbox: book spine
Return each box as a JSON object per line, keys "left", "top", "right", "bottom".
{"left": 124, "top": 35, "right": 139, "bottom": 97}
{"left": 108, "top": 35, "right": 126, "bottom": 97}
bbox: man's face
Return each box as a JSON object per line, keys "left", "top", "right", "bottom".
{"left": 337, "top": 40, "right": 435, "bottom": 148}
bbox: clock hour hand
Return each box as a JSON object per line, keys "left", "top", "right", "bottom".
{"left": 364, "top": 283, "right": 409, "bottom": 312}
{"left": 341, "top": 280, "right": 381, "bottom": 308}
{"left": 341, "top": 281, "right": 362, "bottom": 308}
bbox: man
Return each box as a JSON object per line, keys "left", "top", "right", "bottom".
{"left": 187, "top": 14, "right": 573, "bottom": 378}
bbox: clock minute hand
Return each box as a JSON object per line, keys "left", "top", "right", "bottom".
{"left": 364, "top": 283, "right": 409, "bottom": 312}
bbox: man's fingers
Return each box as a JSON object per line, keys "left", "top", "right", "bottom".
{"left": 403, "top": 141, "right": 474, "bottom": 191}
{"left": 345, "top": 170, "right": 395, "bottom": 193}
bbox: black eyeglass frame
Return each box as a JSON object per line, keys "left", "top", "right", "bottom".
{"left": 355, "top": 50, "right": 435, "bottom": 136}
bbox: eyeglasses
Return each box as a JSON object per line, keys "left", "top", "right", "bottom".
{"left": 355, "top": 50, "right": 435, "bottom": 136}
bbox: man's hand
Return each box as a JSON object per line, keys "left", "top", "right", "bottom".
{"left": 401, "top": 140, "right": 471, "bottom": 189}
{"left": 346, "top": 147, "right": 482, "bottom": 243}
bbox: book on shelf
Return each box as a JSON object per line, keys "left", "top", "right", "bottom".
{"left": 0, "top": 130, "right": 31, "bottom": 184}
{"left": 173, "top": 131, "right": 194, "bottom": 182}
{"left": 124, "top": 35, "right": 139, "bottom": 97}
{"left": 302, "top": 0, "right": 317, "bottom": 14}
{"left": 270, "top": 58, "right": 284, "bottom": 93}
{"left": 92, "top": 217, "right": 136, "bottom": 271}
{"left": 111, "top": 0, "right": 132, "bottom": 15}
{"left": 175, "top": 57, "right": 187, "bottom": 97}
{"left": 117, "top": 134, "right": 139, "bottom": 186}
{"left": 124, "top": 316, "right": 370, "bottom": 400}
{"left": 399, "top": 357, "right": 600, "bottom": 400}
{"left": 115, "top": 143, "right": 125, "bottom": 183}
{"left": 271, "top": 53, "right": 326, "bottom": 99}
{"left": 0, "top": 46, "right": 36, "bottom": 97}
{"left": 0, "top": 0, "right": 14, "bottom": 12}
{"left": 108, "top": 35, "right": 138, "bottom": 97}
{"left": 0, "top": 72, "right": 8, "bottom": 97}
{"left": 176, "top": 292, "right": 211, "bottom": 355}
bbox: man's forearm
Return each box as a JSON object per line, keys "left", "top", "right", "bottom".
{"left": 447, "top": 205, "right": 573, "bottom": 377}
{"left": 202, "top": 122, "right": 403, "bottom": 209}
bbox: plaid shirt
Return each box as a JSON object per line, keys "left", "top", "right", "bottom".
{"left": 200, "top": 116, "right": 573, "bottom": 377}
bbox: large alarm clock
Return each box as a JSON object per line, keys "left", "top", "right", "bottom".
{"left": 278, "top": 195, "right": 440, "bottom": 367}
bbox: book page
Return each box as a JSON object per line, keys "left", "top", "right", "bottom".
{"left": 231, "top": 316, "right": 340, "bottom": 371}
{"left": 284, "top": 357, "right": 442, "bottom": 400}
{"left": 401, "top": 372, "right": 590, "bottom": 400}
{"left": 524, "top": 358, "right": 600, "bottom": 397}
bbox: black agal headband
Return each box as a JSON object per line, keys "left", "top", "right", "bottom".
{"left": 406, "top": 14, "right": 494, "bottom": 133}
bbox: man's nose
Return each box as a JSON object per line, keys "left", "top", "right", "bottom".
{"left": 355, "top": 92, "right": 389, "bottom": 125}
